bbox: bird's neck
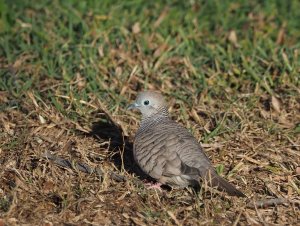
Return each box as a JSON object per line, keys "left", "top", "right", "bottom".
{"left": 140, "top": 107, "right": 169, "bottom": 129}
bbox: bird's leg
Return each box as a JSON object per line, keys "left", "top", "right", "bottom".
{"left": 143, "top": 181, "right": 163, "bottom": 191}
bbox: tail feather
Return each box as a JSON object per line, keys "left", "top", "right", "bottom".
{"left": 179, "top": 162, "right": 246, "bottom": 197}
{"left": 201, "top": 170, "right": 246, "bottom": 197}
{"left": 211, "top": 175, "right": 246, "bottom": 197}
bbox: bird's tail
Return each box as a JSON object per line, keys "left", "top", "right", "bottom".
{"left": 202, "top": 171, "right": 246, "bottom": 197}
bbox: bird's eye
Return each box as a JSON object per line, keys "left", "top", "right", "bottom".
{"left": 143, "top": 100, "right": 150, "bottom": 105}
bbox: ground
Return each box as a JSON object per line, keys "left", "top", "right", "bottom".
{"left": 0, "top": 0, "right": 299, "bottom": 225}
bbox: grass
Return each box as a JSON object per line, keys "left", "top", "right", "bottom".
{"left": 0, "top": 0, "right": 300, "bottom": 225}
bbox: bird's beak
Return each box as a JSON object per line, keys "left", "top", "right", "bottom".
{"left": 127, "top": 102, "right": 140, "bottom": 110}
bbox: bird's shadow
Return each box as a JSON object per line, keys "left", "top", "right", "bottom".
{"left": 88, "top": 114, "right": 151, "bottom": 182}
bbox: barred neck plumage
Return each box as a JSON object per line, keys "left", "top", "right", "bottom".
{"left": 139, "top": 106, "right": 169, "bottom": 131}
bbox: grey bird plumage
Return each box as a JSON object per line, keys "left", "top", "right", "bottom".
{"left": 128, "top": 91, "right": 245, "bottom": 197}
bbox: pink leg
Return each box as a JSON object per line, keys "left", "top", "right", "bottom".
{"left": 144, "top": 182, "right": 163, "bottom": 191}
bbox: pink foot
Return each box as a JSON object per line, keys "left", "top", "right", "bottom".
{"left": 144, "top": 182, "right": 163, "bottom": 191}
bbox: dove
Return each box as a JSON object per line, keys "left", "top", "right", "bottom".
{"left": 128, "top": 91, "right": 245, "bottom": 197}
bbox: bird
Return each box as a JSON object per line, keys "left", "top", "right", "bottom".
{"left": 128, "top": 90, "right": 245, "bottom": 197}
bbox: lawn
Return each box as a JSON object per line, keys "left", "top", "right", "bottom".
{"left": 0, "top": 0, "right": 299, "bottom": 225}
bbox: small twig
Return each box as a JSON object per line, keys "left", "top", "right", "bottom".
{"left": 42, "top": 151, "right": 126, "bottom": 182}
{"left": 167, "top": 210, "right": 182, "bottom": 226}
{"left": 247, "top": 198, "right": 290, "bottom": 209}
{"left": 232, "top": 210, "right": 243, "bottom": 226}
{"left": 54, "top": 94, "right": 98, "bottom": 110}
{"left": 253, "top": 200, "right": 268, "bottom": 226}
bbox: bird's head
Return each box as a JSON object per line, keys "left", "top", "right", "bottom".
{"left": 128, "top": 91, "right": 168, "bottom": 118}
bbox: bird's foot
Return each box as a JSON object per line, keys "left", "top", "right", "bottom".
{"left": 144, "top": 182, "right": 163, "bottom": 192}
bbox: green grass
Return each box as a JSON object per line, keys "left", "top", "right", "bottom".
{"left": 0, "top": 0, "right": 299, "bottom": 225}
{"left": 1, "top": 0, "right": 299, "bottom": 101}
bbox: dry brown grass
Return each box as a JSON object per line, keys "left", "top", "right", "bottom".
{"left": 1, "top": 86, "right": 299, "bottom": 225}
{"left": 1, "top": 1, "right": 300, "bottom": 225}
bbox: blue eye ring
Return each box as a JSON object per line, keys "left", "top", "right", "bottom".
{"left": 144, "top": 100, "right": 150, "bottom": 105}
